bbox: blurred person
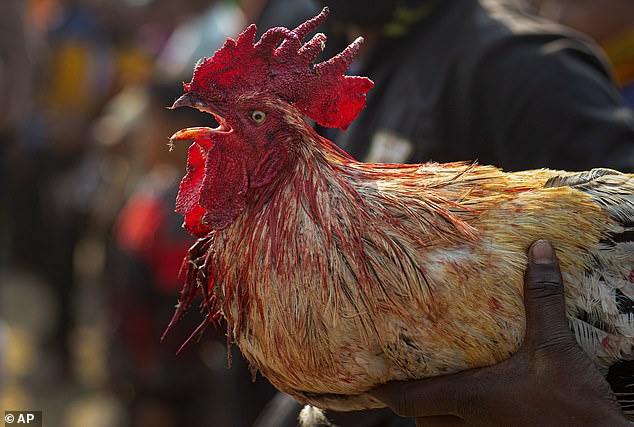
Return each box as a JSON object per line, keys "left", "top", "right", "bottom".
{"left": 318, "top": 0, "right": 634, "bottom": 170}
{"left": 156, "top": 0, "right": 326, "bottom": 85}
{"left": 4, "top": 0, "right": 119, "bottom": 380}
{"left": 0, "top": 0, "right": 40, "bottom": 265}
{"left": 156, "top": 0, "right": 246, "bottom": 85}
{"left": 245, "top": 0, "right": 318, "bottom": 34}
{"left": 0, "top": 0, "right": 33, "bottom": 148}
{"left": 1, "top": 3, "right": 209, "bottom": 419}
{"left": 251, "top": 0, "right": 634, "bottom": 425}
{"left": 521, "top": 0, "right": 634, "bottom": 107}
{"left": 106, "top": 82, "right": 213, "bottom": 427}
{"left": 4, "top": 0, "right": 211, "bottom": 382}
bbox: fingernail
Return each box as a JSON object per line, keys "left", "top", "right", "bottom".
{"left": 529, "top": 240, "right": 555, "bottom": 264}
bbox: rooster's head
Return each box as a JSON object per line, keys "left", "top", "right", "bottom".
{"left": 170, "top": 7, "right": 373, "bottom": 236}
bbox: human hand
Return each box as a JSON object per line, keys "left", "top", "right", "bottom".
{"left": 370, "top": 240, "right": 628, "bottom": 426}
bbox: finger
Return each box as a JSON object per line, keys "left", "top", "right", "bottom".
{"left": 523, "top": 240, "right": 570, "bottom": 345}
{"left": 369, "top": 371, "right": 486, "bottom": 418}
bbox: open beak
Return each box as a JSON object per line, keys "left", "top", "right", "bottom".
{"left": 169, "top": 94, "right": 232, "bottom": 144}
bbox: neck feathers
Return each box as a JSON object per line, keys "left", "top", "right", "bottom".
{"left": 215, "top": 131, "right": 484, "bottom": 335}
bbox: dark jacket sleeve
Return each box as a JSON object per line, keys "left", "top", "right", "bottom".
{"left": 453, "top": 33, "right": 634, "bottom": 172}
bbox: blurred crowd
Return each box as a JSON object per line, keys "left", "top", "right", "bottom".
{"left": 0, "top": 0, "right": 632, "bottom": 426}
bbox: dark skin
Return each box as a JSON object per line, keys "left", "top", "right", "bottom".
{"left": 370, "top": 240, "right": 629, "bottom": 427}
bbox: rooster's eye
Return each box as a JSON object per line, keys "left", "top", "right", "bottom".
{"left": 250, "top": 110, "right": 267, "bottom": 125}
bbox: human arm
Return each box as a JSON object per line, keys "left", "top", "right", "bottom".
{"left": 451, "top": 18, "right": 634, "bottom": 172}
{"left": 370, "top": 240, "right": 629, "bottom": 427}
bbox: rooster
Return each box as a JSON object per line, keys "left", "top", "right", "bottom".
{"left": 163, "top": 8, "right": 634, "bottom": 415}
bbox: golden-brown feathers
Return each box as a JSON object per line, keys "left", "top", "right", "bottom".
{"left": 192, "top": 128, "right": 630, "bottom": 410}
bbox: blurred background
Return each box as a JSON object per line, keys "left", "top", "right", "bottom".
{"left": 0, "top": 0, "right": 632, "bottom": 426}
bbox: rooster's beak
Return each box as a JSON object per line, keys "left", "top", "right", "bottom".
{"left": 168, "top": 93, "right": 231, "bottom": 145}
{"left": 170, "top": 94, "right": 194, "bottom": 109}
{"left": 170, "top": 94, "right": 219, "bottom": 117}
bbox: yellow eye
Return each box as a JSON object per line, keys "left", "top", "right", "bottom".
{"left": 250, "top": 110, "right": 267, "bottom": 125}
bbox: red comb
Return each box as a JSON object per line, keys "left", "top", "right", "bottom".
{"left": 185, "top": 7, "right": 374, "bottom": 130}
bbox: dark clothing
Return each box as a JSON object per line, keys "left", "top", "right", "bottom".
{"left": 333, "top": 0, "right": 634, "bottom": 172}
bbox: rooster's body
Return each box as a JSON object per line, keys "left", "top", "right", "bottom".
{"left": 165, "top": 8, "right": 634, "bottom": 414}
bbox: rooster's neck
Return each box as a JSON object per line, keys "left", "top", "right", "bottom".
{"left": 246, "top": 125, "right": 362, "bottom": 223}
{"left": 216, "top": 128, "right": 490, "bottom": 336}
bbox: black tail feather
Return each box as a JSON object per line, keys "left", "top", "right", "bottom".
{"left": 607, "top": 360, "right": 634, "bottom": 420}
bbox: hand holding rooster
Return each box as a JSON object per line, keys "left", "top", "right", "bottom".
{"left": 371, "top": 240, "right": 629, "bottom": 427}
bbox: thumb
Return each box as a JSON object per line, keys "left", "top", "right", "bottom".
{"left": 523, "top": 240, "right": 570, "bottom": 346}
